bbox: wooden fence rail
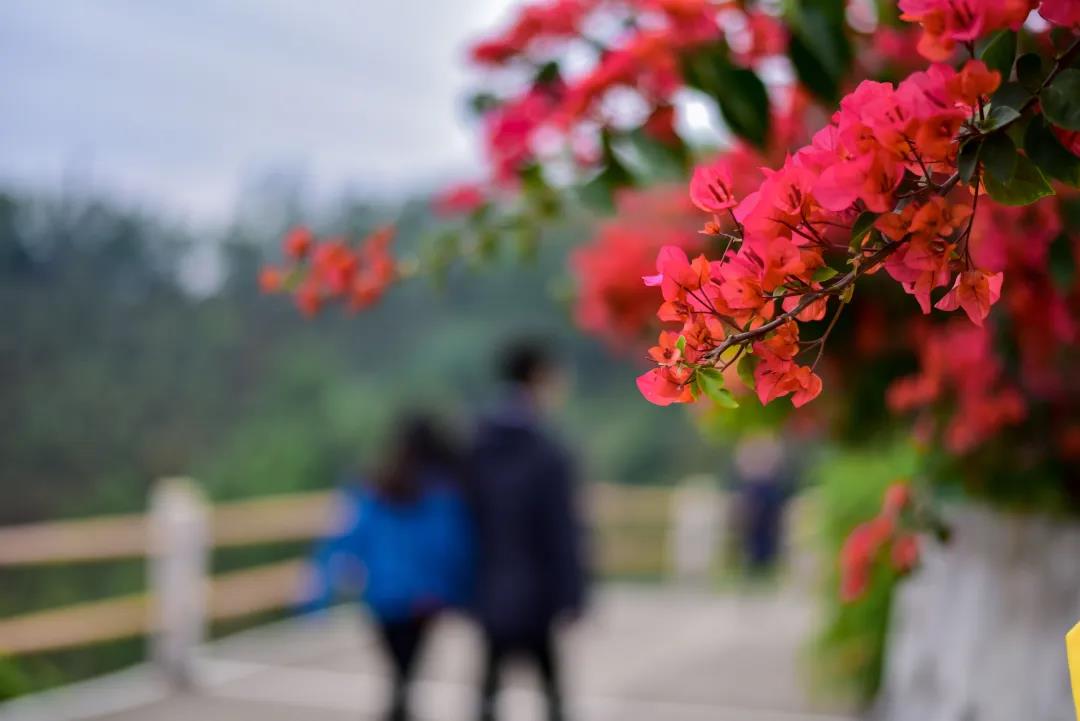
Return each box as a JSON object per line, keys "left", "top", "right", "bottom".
{"left": 0, "top": 478, "right": 715, "bottom": 686}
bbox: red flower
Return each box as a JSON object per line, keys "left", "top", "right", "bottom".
{"left": 258, "top": 266, "right": 284, "bottom": 294}
{"left": 1039, "top": 0, "right": 1080, "bottom": 27}
{"left": 934, "top": 270, "right": 1004, "bottom": 327}
{"left": 898, "top": 0, "right": 1035, "bottom": 61}
{"left": 891, "top": 534, "right": 920, "bottom": 572}
{"left": 689, "top": 160, "right": 738, "bottom": 213}
{"left": 433, "top": 183, "right": 487, "bottom": 216}
{"left": 295, "top": 280, "right": 323, "bottom": 317}
{"left": 882, "top": 483, "right": 912, "bottom": 517}
{"left": 643, "top": 105, "right": 679, "bottom": 145}
{"left": 283, "top": 226, "right": 314, "bottom": 260}
{"left": 636, "top": 366, "right": 694, "bottom": 406}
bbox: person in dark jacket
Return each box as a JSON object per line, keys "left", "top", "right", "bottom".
{"left": 468, "top": 341, "right": 588, "bottom": 721}
{"left": 306, "top": 415, "right": 473, "bottom": 721}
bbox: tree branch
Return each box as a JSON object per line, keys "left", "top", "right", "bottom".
{"left": 704, "top": 240, "right": 903, "bottom": 363}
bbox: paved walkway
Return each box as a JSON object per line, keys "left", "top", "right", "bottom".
{"left": 3, "top": 585, "right": 854, "bottom": 721}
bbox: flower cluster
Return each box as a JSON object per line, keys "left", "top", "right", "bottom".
{"left": 887, "top": 322, "right": 1026, "bottom": 452}
{"left": 469, "top": 0, "right": 594, "bottom": 67}
{"left": 898, "top": 0, "right": 1079, "bottom": 61}
{"left": 469, "top": 0, "right": 790, "bottom": 184}
{"left": 260, "top": 226, "right": 398, "bottom": 316}
{"left": 898, "top": 0, "right": 1035, "bottom": 61}
{"left": 639, "top": 58, "right": 1007, "bottom": 408}
{"left": 887, "top": 196, "right": 1079, "bottom": 453}
{"left": 839, "top": 482, "right": 919, "bottom": 603}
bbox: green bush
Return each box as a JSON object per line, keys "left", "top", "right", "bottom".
{"left": 808, "top": 440, "right": 919, "bottom": 706}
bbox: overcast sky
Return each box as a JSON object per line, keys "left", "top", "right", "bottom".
{"left": 0, "top": 0, "right": 514, "bottom": 224}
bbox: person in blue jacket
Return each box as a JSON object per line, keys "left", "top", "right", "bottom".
{"left": 306, "top": 414, "right": 473, "bottom": 721}
{"left": 468, "top": 341, "right": 589, "bottom": 721}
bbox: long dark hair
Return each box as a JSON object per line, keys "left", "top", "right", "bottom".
{"left": 372, "top": 414, "right": 460, "bottom": 504}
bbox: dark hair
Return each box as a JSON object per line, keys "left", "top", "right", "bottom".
{"left": 499, "top": 339, "right": 555, "bottom": 386}
{"left": 372, "top": 414, "right": 459, "bottom": 503}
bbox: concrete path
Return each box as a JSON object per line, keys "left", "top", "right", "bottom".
{"left": 3, "top": 585, "right": 855, "bottom": 721}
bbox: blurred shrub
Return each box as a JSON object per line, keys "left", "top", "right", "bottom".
{"left": 0, "top": 658, "right": 29, "bottom": 701}
{"left": 808, "top": 440, "right": 918, "bottom": 706}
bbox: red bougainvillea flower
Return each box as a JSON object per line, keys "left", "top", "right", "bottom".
{"left": 636, "top": 365, "right": 694, "bottom": 406}
{"left": 887, "top": 322, "right": 1027, "bottom": 453}
{"left": 882, "top": 482, "right": 912, "bottom": 517}
{"left": 752, "top": 322, "right": 823, "bottom": 408}
{"left": 433, "top": 183, "right": 487, "bottom": 216}
{"left": 880, "top": 197, "right": 973, "bottom": 313}
{"left": 689, "top": 160, "right": 739, "bottom": 213}
{"left": 259, "top": 266, "right": 284, "bottom": 294}
{"left": 934, "top": 270, "right": 1004, "bottom": 327}
{"left": 891, "top": 534, "right": 920, "bottom": 572}
{"left": 283, "top": 226, "right": 314, "bottom": 260}
{"left": 945, "top": 59, "right": 1001, "bottom": 107}
{"left": 643, "top": 104, "right": 679, "bottom": 145}
{"left": 484, "top": 89, "right": 558, "bottom": 182}
{"left": 264, "top": 225, "right": 399, "bottom": 317}
{"left": 468, "top": 0, "right": 592, "bottom": 66}
{"left": 1038, "top": 0, "right": 1080, "bottom": 27}
{"left": 898, "top": 0, "right": 1035, "bottom": 60}
{"left": 839, "top": 480, "right": 921, "bottom": 602}
{"left": 839, "top": 516, "right": 892, "bottom": 602}
{"left": 1052, "top": 127, "right": 1080, "bottom": 157}
{"left": 295, "top": 279, "right": 323, "bottom": 318}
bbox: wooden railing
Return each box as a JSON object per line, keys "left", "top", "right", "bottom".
{"left": 0, "top": 479, "right": 686, "bottom": 685}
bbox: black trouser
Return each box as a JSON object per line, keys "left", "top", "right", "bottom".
{"left": 479, "top": 628, "right": 563, "bottom": 721}
{"left": 376, "top": 615, "right": 433, "bottom": 721}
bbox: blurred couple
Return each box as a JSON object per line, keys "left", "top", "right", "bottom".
{"left": 307, "top": 341, "right": 588, "bottom": 721}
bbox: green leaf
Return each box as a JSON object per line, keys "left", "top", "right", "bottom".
{"left": 795, "top": 4, "right": 850, "bottom": 77}
{"left": 983, "top": 153, "right": 1054, "bottom": 206}
{"left": 736, "top": 353, "right": 759, "bottom": 390}
{"left": 576, "top": 132, "right": 635, "bottom": 211}
{"left": 813, "top": 266, "right": 840, "bottom": 282}
{"left": 990, "top": 81, "right": 1032, "bottom": 112}
{"left": 788, "top": 35, "right": 836, "bottom": 103}
{"left": 980, "top": 132, "right": 1017, "bottom": 183}
{"left": 979, "top": 30, "right": 1016, "bottom": 80}
{"left": 715, "top": 67, "right": 771, "bottom": 149}
{"left": 621, "top": 128, "right": 688, "bottom": 182}
{"left": 1041, "top": 69, "right": 1080, "bottom": 131}
{"left": 981, "top": 105, "right": 1021, "bottom": 132}
{"left": 1005, "top": 112, "right": 1032, "bottom": 148}
{"left": 785, "top": 4, "right": 851, "bottom": 103}
{"left": 697, "top": 368, "right": 739, "bottom": 408}
{"left": 957, "top": 138, "right": 982, "bottom": 182}
{"left": 849, "top": 210, "right": 880, "bottom": 249}
{"left": 680, "top": 44, "right": 770, "bottom": 149}
{"left": 474, "top": 228, "right": 500, "bottom": 261}
{"left": 577, "top": 171, "right": 617, "bottom": 212}
{"left": 675, "top": 335, "right": 687, "bottom": 353}
{"left": 1024, "top": 117, "right": 1080, "bottom": 188}
{"left": 1049, "top": 233, "right": 1077, "bottom": 292}
{"left": 468, "top": 92, "right": 500, "bottom": 116}
{"left": 1015, "top": 53, "right": 1045, "bottom": 92}
{"left": 534, "top": 60, "right": 561, "bottom": 86}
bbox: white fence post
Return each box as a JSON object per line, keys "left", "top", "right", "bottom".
{"left": 668, "top": 475, "right": 723, "bottom": 584}
{"left": 148, "top": 477, "right": 209, "bottom": 689}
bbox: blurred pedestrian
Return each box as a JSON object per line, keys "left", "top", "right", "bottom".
{"left": 468, "top": 340, "right": 588, "bottom": 721}
{"left": 731, "top": 431, "right": 792, "bottom": 574}
{"left": 306, "top": 414, "right": 473, "bottom": 721}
